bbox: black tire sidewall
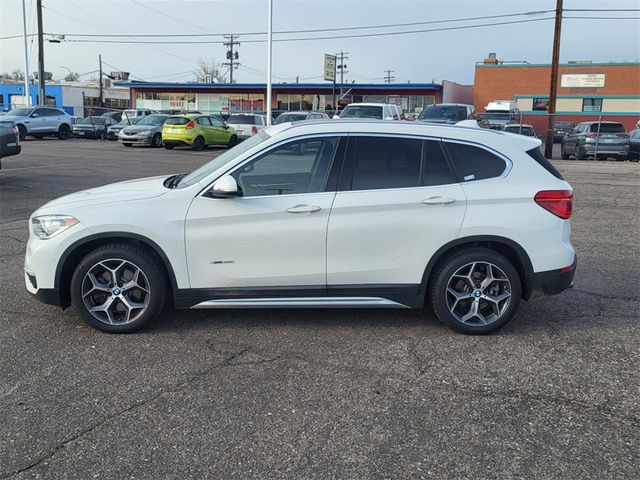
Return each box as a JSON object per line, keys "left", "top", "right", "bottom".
{"left": 152, "top": 133, "right": 161, "bottom": 147}
{"left": 58, "top": 124, "right": 71, "bottom": 140}
{"left": 430, "top": 248, "right": 522, "bottom": 335}
{"left": 17, "top": 124, "right": 27, "bottom": 141}
{"left": 193, "top": 136, "right": 205, "bottom": 151}
{"left": 228, "top": 135, "right": 238, "bottom": 148}
{"left": 70, "top": 244, "right": 167, "bottom": 333}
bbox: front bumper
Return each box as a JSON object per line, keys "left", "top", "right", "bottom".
{"left": 118, "top": 134, "right": 153, "bottom": 145}
{"left": 73, "top": 129, "right": 100, "bottom": 138}
{"left": 525, "top": 256, "right": 577, "bottom": 300}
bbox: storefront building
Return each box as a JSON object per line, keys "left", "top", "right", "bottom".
{"left": 474, "top": 57, "right": 640, "bottom": 130}
{"left": 117, "top": 81, "right": 443, "bottom": 116}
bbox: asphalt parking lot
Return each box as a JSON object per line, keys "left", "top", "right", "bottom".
{"left": 0, "top": 139, "right": 638, "bottom": 479}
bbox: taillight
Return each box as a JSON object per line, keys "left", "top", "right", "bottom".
{"left": 186, "top": 120, "right": 195, "bottom": 129}
{"left": 616, "top": 133, "right": 630, "bottom": 139}
{"left": 584, "top": 133, "right": 598, "bottom": 138}
{"left": 251, "top": 126, "right": 258, "bottom": 134}
{"left": 534, "top": 190, "right": 573, "bottom": 219}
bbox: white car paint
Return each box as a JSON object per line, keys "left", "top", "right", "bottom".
{"left": 26, "top": 120, "right": 575, "bottom": 330}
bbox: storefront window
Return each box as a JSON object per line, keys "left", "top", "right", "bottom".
{"left": 533, "top": 98, "right": 549, "bottom": 111}
{"left": 582, "top": 98, "right": 602, "bottom": 112}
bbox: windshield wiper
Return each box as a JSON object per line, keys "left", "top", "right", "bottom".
{"left": 164, "top": 173, "right": 187, "bottom": 189}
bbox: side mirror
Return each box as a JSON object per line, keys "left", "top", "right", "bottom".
{"left": 224, "top": 124, "right": 229, "bottom": 130}
{"left": 332, "top": 115, "right": 339, "bottom": 120}
{"left": 210, "top": 175, "right": 239, "bottom": 198}
{"left": 31, "top": 113, "right": 39, "bottom": 118}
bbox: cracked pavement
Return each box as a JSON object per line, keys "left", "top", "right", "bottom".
{"left": 0, "top": 140, "right": 638, "bottom": 479}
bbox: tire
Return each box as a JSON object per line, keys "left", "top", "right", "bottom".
{"left": 574, "top": 146, "right": 584, "bottom": 160}
{"left": 560, "top": 144, "right": 570, "bottom": 160}
{"left": 123, "top": 143, "right": 132, "bottom": 147}
{"left": 227, "top": 135, "right": 238, "bottom": 148}
{"left": 429, "top": 248, "right": 522, "bottom": 335}
{"left": 17, "top": 124, "right": 27, "bottom": 141}
{"left": 57, "top": 124, "right": 71, "bottom": 140}
{"left": 192, "top": 136, "right": 205, "bottom": 151}
{"left": 151, "top": 133, "right": 162, "bottom": 148}
{"left": 163, "top": 144, "right": 174, "bottom": 150}
{"left": 70, "top": 243, "right": 167, "bottom": 333}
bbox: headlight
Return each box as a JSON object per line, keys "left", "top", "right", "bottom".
{"left": 139, "top": 130, "right": 152, "bottom": 136}
{"left": 32, "top": 215, "right": 79, "bottom": 239}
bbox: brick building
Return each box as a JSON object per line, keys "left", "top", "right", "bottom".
{"left": 473, "top": 56, "right": 640, "bottom": 131}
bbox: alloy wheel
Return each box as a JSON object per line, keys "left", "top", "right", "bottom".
{"left": 445, "top": 262, "right": 512, "bottom": 326}
{"left": 81, "top": 258, "right": 151, "bottom": 325}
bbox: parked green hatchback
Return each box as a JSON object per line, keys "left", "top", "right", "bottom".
{"left": 162, "top": 114, "right": 238, "bottom": 150}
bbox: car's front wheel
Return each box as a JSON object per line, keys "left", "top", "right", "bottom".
{"left": 430, "top": 248, "right": 522, "bottom": 335}
{"left": 151, "top": 133, "right": 162, "bottom": 148}
{"left": 17, "top": 124, "right": 27, "bottom": 141}
{"left": 227, "top": 135, "right": 238, "bottom": 148}
{"left": 70, "top": 244, "right": 167, "bottom": 333}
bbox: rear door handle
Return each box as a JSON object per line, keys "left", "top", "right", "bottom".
{"left": 285, "top": 204, "right": 321, "bottom": 214}
{"left": 421, "top": 196, "right": 456, "bottom": 205}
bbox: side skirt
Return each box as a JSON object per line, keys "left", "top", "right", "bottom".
{"left": 192, "top": 297, "right": 410, "bottom": 309}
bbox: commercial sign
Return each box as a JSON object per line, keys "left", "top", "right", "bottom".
{"left": 561, "top": 73, "right": 605, "bottom": 88}
{"left": 324, "top": 54, "right": 336, "bottom": 82}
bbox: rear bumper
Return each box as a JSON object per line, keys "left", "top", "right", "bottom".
{"left": 582, "top": 144, "right": 629, "bottom": 156}
{"left": 163, "top": 139, "right": 192, "bottom": 147}
{"left": 525, "top": 256, "right": 577, "bottom": 300}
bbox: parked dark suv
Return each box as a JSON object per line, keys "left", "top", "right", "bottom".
{"left": 553, "top": 121, "right": 574, "bottom": 143}
{"left": 561, "top": 121, "right": 630, "bottom": 160}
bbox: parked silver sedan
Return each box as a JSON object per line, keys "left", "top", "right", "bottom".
{"left": 118, "top": 114, "right": 169, "bottom": 147}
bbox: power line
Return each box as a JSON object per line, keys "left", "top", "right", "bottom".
{"left": 384, "top": 69, "right": 395, "bottom": 83}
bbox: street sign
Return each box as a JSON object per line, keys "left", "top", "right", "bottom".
{"left": 324, "top": 54, "right": 336, "bottom": 82}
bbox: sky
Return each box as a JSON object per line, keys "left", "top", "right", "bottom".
{"left": 0, "top": 0, "right": 639, "bottom": 85}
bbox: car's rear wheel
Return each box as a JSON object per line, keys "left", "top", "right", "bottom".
{"left": 17, "top": 124, "right": 27, "bottom": 141}
{"left": 575, "top": 147, "right": 584, "bottom": 160}
{"left": 151, "top": 133, "right": 162, "bottom": 148}
{"left": 430, "top": 248, "right": 522, "bottom": 335}
{"left": 57, "top": 124, "right": 71, "bottom": 140}
{"left": 70, "top": 244, "right": 167, "bottom": 333}
{"left": 192, "top": 136, "right": 205, "bottom": 151}
{"left": 227, "top": 135, "right": 238, "bottom": 148}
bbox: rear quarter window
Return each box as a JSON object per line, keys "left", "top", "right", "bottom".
{"left": 444, "top": 142, "right": 507, "bottom": 182}
{"left": 525, "top": 147, "right": 564, "bottom": 180}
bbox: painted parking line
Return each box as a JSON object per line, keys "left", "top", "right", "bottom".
{"left": 0, "top": 163, "right": 75, "bottom": 172}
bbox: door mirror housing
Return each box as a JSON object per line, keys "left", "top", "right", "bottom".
{"left": 332, "top": 115, "right": 340, "bottom": 120}
{"left": 210, "top": 175, "right": 239, "bottom": 198}
{"left": 31, "top": 113, "right": 39, "bottom": 118}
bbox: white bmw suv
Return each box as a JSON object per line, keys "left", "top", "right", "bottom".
{"left": 25, "top": 120, "right": 576, "bottom": 334}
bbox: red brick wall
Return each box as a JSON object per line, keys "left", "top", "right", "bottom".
{"left": 473, "top": 64, "right": 640, "bottom": 112}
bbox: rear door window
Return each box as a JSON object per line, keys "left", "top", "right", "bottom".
{"left": 197, "top": 117, "right": 212, "bottom": 126}
{"left": 445, "top": 142, "right": 508, "bottom": 182}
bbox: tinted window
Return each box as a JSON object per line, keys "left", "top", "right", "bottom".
{"left": 419, "top": 105, "right": 468, "bottom": 122}
{"left": 340, "top": 105, "right": 383, "bottom": 119}
{"left": 590, "top": 123, "right": 625, "bottom": 133}
{"left": 32, "top": 108, "right": 47, "bottom": 116}
{"left": 137, "top": 115, "right": 168, "bottom": 125}
{"left": 196, "top": 117, "right": 211, "bottom": 126}
{"left": 446, "top": 142, "right": 507, "bottom": 181}
{"left": 423, "top": 140, "right": 456, "bottom": 186}
{"left": 273, "top": 114, "right": 307, "bottom": 124}
{"left": 231, "top": 137, "right": 338, "bottom": 196}
{"left": 165, "top": 117, "right": 189, "bottom": 125}
{"left": 43, "top": 108, "right": 62, "bottom": 116}
{"left": 526, "top": 147, "right": 564, "bottom": 180}
{"left": 349, "top": 136, "right": 422, "bottom": 190}
{"left": 210, "top": 117, "right": 225, "bottom": 127}
{"left": 228, "top": 115, "right": 256, "bottom": 124}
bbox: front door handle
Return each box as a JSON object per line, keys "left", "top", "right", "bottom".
{"left": 421, "top": 196, "right": 456, "bottom": 206}
{"left": 285, "top": 204, "right": 321, "bottom": 214}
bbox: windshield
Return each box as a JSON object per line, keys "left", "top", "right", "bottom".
{"left": 79, "top": 117, "right": 107, "bottom": 125}
{"left": 117, "top": 118, "right": 138, "bottom": 126}
{"left": 340, "top": 105, "right": 383, "bottom": 119}
{"left": 165, "top": 117, "right": 190, "bottom": 125}
{"left": 7, "top": 108, "right": 34, "bottom": 117}
{"left": 137, "top": 115, "right": 168, "bottom": 126}
{"left": 273, "top": 113, "right": 306, "bottom": 124}
{"left": 228, "top": 115, "right": 257, "bottom": 125}
{"left": 177, "top": 130, "right": 271, "bottom": 188}
{"left": 419, "top": 105, "right": 467, "bottom": 121}
{"left": 590, "top": 123, "right": 625, "bottom": 133}
{"left": 484, "top": 111, "right": 512, "bottom": 121}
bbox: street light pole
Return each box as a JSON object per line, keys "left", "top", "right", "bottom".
{"left": 21, "top": 0, "right": 31, "bottom": 106}
{"left": 266, "top": 0, "right": 273, "bottom": 125}
{"left": 36, "top": 0, "right": 45, "bottom": 105}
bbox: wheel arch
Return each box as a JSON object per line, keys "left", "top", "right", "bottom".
{"left": 55, "top": 232, "right": 179, "bottom": 308}
{"left": 419, "top": 235, "right": 534, "bottom": 301}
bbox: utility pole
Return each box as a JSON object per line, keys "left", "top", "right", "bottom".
{"left": 336, "top": 51, "right": 348, "bottom": 86}
{"left": 36, "top": 0, "right": 45, "bottom": 105}
{"left": 545, "top": 0, "right": 563, "bottom": 159}
{"left": 223, "top": 34, "right": 240, "bottom": 83}
{"left": 21, "top": 0, "right": 31, "bottom": 106}
{"left": 99, "top": 54, "right": 104, "bottom": 107}
{"left": 384, "top": 69, "right": 395, "bottom": 83}
{"left": 266, "top": 0, "right": 273, "bottom": 124}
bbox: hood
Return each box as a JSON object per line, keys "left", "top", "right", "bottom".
{"left": 36, "top": 175, "right": 169, "bottom": 212}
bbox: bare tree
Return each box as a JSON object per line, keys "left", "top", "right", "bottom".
{"left": 64, "top": 71, "right": 80, "bottom": 82}
{"left": 1, "top": 69, "right": 25, "bottom": 81}
{"left": 194, "top": 58, "right": 226, "bottom": 83}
